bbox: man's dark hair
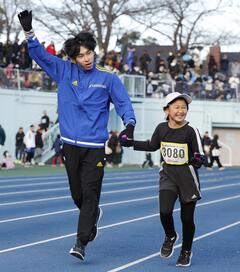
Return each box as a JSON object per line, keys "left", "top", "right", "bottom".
{"left": 63, "top": 31, "right": 97, "bottom": 59}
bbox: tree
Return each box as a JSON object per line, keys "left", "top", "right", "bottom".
{"left": 0, "top": 0, "right": 26, "bottom": 44}
{"left": 116, "top": 31, "right": 141, "bottom": 48}
{"left": 132, "top": 0, "right": 229, "bottom": 54}
{"left": 142, "top": 36, "right": 158, "bottom": 45}
{"left": 34, "top": 0, "right": 154, "bottom": 54}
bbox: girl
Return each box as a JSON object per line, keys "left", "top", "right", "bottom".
{"left": 121, "top": 92, "right": 205, "bottom": 267}
{"left": 2, "top": 151, "right": 15, "bottom": 170}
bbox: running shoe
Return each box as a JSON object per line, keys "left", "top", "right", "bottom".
{"left": 176, "top": 250, "right": 193, "bottom": 267}
{"left": 89, "top": 207, "right": 103, "bottom": 242}
{"left": 160, "top": 232, "right": 178, "bottom": 258}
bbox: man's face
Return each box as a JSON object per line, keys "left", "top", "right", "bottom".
{"left": 74, "top": 46, "right": 94, "bottom": 70}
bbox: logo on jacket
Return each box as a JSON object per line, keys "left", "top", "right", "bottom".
{"left": 72, "top": 80, "right": 78, "bottom": 86}
{"left": 96, "top": 161, "right": 104, "bottom": 167}
{"left": 89, "top": 84, "right": 106, "bottom": 89}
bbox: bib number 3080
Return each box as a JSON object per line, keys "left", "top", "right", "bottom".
{"left": 161, "top": 142, "right": 188, "bottom": 165}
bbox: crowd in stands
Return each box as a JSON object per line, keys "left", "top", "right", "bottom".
{"left": 0, "top": 110, "right": 61, "bottom": 169}
{"left": 0, "top": 39, "right": 240, "bottom": 101}
{"left": 1, "top": 109, "right": 124, "bottom": 169}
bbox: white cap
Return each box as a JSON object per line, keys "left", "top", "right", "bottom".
{"left": 163, "top": 92, "right": 192, "bottom": 108}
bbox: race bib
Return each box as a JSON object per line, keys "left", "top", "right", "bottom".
{"left": 161, "top": 141, "right": 188, "bottom": 165}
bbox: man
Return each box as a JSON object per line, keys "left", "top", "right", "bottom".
{"left": 18, "top": 10, "right": 136, "bottom": 261}
{"left": 0, "top": 124, "right": 6, "bottom": 149}
{"left": 40, "top": 110, "right": 50, "bottom": 131}
{"left": 15, "top": 127, "right": 25, "bottom": 162}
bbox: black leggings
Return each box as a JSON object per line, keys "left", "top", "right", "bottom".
{"left": 159, "top": 190, "right": 196, "bottom": 251}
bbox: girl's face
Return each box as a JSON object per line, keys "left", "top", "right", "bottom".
{"left": 165, "top": 99, "right": 188, "bottom": 125}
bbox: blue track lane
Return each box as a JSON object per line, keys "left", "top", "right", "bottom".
{"left": 0, "top": 168, "right": 240, "bottom": 272}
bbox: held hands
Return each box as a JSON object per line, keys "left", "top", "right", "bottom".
{"left": 18, "top": 10, "right": 32, "bottom": 32}
{"left": 118, "top": 123, "right": 134, "bottom": 147}
{"left": 190, "top": 152, "right": 206, "bottom": 168}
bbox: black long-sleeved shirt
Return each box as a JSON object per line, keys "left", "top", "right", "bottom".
{"left": 134, "top": 122, "right": 204, "bottom": 165}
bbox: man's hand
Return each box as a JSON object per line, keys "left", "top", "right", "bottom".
{"left": 18, "top": 10, "right": 32, "bottom": 32}
{"left": 118, "top": 123, "right": 134, "bottom": 147}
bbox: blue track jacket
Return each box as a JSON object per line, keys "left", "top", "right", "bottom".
{"left": 27, "top": 35, "right": 136, "bottom": 148}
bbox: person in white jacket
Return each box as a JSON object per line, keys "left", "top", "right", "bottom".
{"left": 24, "top": 124, "right": 35, "bottom": 165}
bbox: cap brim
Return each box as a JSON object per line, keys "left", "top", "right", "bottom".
{"left": 177, "top": 94, "right": 192, "bottom": 104}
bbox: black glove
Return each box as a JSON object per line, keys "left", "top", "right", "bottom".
{"left": 190, "top": 152, "right": 206, "bottom": 168}
{"left": 118, "top": 123, "right": 134, "bottom": 147}
{"left": 18, "top": 10, "right": 32, "bottom": 32}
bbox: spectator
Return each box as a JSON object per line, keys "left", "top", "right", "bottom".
{"left": 51, "top": 134, "right": 63, "bottom": 167}
{"left": 0, "top": 42, "right": 4, "bottom": 67}
{"left": 11, "top": 38, "right": 20, "bottom": 66}
{"left": 1, "top": 150, "right": 15, "bottom": 170}
{"left": 40, "top": 110, "right": 50, "bottom": 131}
{"left": 34, "top": 124, "right": 44, "bottom": 165}
{"left": 201, "top": 131, "right": 211, "bottom": 166}
{"left": 16, "top": 45, "right": 32, "bottom": 70}
{"left": 107, "top": 130, "right": 119, "bottom": 166}
{"left": 167, "top": 51, "right": 175, "bottom": 69}
{"left": 24, "top": 124, "right": 35, "bottom": 165}
{"left": 139, "top": 50, "right": 151, "bottom": 76}
{"left": 126, "top": 46, "right": 135, "bottom": 72}
{"left": 208, "top": 55, "right": 218, "bottom": 78}
{"left": 105, "top": 132, "right": 113, "bottom": 167}
{"left": 154, "top": 51, "right": 164, "bottom": 73}
{"left": 141, "top": 152, "right": 153, "bottom": 168}
{"left": 113, "top": 136, "right": 123, "bottom": 167}
{"left": 207, "top": 134, "right": 224, "bottom": 170}
{"left": 15, "top": 127, "right": 25, "bottom": 162}
{"left": 0, "top": 124, "right": 6, "bottom": 150}
{"left": 46, "top": 41, "right": 56, "bottom": 55}
{"left": 220, "top": 54, "right": 229, "bottom": 76}
{"left": 228, "top": 74, "right": 239, "bottom": 99}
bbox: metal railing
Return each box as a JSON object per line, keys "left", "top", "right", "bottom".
{"left": 0, "top": 67, "right": 57, "bottom": 92}
{"left": 119, "top": 74, "right": 146, "bottom": 97}
{"left": 41, "top": 123, "right": 60, "bottom": 163}
{"left": 1, "top": 66, "right": 240, "bottom": 101}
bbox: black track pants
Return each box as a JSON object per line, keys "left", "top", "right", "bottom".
{"left": 63, "top": 143, "right": 105, "bottom": 245}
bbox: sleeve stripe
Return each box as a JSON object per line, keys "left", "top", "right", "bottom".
{"left": 188, "top": 123, "right": 204, "bottom": 154}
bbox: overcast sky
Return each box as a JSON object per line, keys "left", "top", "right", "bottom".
{"left": 15, "top": 0, "right": 240, "bottom": 52}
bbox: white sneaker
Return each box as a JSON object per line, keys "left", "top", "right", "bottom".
{"left": 219, "top": 167, "right": 225, "bottom": 170}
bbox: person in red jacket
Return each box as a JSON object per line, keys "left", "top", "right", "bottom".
{"left": 46, "top": 41, "right": 56, "bottom": 55}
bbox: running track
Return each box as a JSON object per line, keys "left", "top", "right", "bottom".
{"left": 0, "top": 167, "right": 239, "bottom": 272}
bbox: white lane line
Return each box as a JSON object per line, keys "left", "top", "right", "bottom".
{"left": 0, "top": 180, "right": 66, "bottom": 189}
{"left": 1, "top": 180, "right": 240, "bottom": 197}
{"left": 0, "top": 185, "right": 157, "bottom": 196}
{"left": 0, "top": 173, "right": 237, "bottom": 189}
{"left": 0, "top": 173, "right": 156, "bottom": 183}
{"left": 0, "top": 196, "right": 157, "bottom": 224}
{"left": 0, "top": 168, "right": 238, "bottom": 184}
{"left": 0, "top": 187, "right": 68, "bottom": 196}
{"left": 1, "top": 181, "right": 240, "bottom": 207}
{"left": 0, "top": 178, "right": 156, "bottom": 189}
{"left": 107, "top": 220, "right": 240, "bottom": 272}
{"left": 0, "top": 196, "right": 70, "bottom": 207}
{"left": 0, "top": 194, "right": 239, "bottom": 254}
{"left": 0, "top": 176, "right": 66, "bottom": 183}
{"left": 1, "top": 193, "right": 240, "bottom": 225}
